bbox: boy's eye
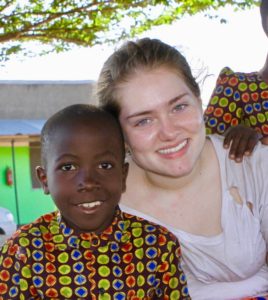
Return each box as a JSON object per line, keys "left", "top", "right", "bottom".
{"left": 61, "top": 164, "right": 76, "bottom": 171}
{"left": 99, "top": 162, "right": 113, "bottom": 169}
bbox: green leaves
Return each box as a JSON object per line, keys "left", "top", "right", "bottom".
{"left": 0, "top": 0, "right": 259, "bottom": 61}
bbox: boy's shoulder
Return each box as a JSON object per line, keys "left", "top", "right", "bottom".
{"left": 7, "top": 211, "right": 58, "bottom": 243}
{"left": 0, "top": 211, "right": 58, "bottom": 259}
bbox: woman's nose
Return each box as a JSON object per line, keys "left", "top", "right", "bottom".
{"left": 158, "top": 117, "right": 178, "bottom": 141}
{"left": 77, "top": 169, "right": 101, "bottom": 191}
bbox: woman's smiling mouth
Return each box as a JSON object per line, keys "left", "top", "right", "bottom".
{"left": 158, "top": 139, "right": 188, "bottom": 155}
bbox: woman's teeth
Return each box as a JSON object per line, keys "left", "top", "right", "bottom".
{"left": 78, "top": 201, "right": 102, "bottom": 208}
{"left": 158, "top": 140, "right": 187, "bottom": 154}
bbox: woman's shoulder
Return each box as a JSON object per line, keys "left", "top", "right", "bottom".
{"left": 209, "top": 134, "right": 268, "bottom": 206}
{"left": 206, "top": 134, "right": 227, "bottom": 158}
{"left": 207, "top": 133, "right": 268, "bottom": 163}
{"left": 207, "top": 133, "right": 267, "bottom": 184}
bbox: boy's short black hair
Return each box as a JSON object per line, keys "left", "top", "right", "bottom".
{"left": 40, "top": 103, "right": 125, "bottom": 166}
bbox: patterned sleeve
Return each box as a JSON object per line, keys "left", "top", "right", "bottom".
{"left": 204, "top": 67, "right": 268, "bottom": 138}
{"left": 155, "top": 230, "right": 190, "bottom": 299}
{"left": 0, "top": 236, "right": 33, "bottom": 300}
{"left": 204, "top": 67, "right": 243, "bottom": 136}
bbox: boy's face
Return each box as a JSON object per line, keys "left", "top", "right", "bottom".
{"left": 37, "top": 118, "right": 128, "bottom": 234}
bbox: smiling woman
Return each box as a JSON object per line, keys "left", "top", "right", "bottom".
{"left": 97, "top": 37, "right": 268, "bottom": 299}
{"left": 116, "top": 67, "right": 205, "bottom": 178}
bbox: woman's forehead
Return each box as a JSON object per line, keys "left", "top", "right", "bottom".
{"left": 117, "top": 67, "right": 188, "bottom": 99}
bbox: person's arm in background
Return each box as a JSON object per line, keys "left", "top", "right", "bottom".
{"left": 204, "top": 67, "right": 266, "bottom": 162}
{"left": 223, "top": 125, "right": 261, "bottom": 162}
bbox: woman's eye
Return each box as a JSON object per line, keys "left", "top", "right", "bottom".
{"left": 61, "top": 164, "right": 76, "bottom": 171}
{"left": 173, "top": 104, "right": 186, "bottom": 112}
{"left": 99, "top": 162, "right": 113, "bottom": 169}
{"left": 135, "top": 118, "right": 152, "bottom": 127}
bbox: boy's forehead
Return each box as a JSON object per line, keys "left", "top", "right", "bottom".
{"left": 45, "top": 122, "right": 123, "bottom": 157}
{"left": 48, "top": 116, "right": 122, "bottom": 145}
{"left": 41, "top": 108, "right": 124, "bottom": 164}
{"left": 54, "top": 114, "right": 114, "bottom": 131}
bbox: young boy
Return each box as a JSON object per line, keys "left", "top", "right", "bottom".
{"left": 0, "top": 104, "right": 190, "bottom": 299}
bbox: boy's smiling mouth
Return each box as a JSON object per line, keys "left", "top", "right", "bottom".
{"left": 78, "top": 201, "right": 102, "bottom": 208}
{"left": 77, "top": 201, "right": 103, "bottom": 213}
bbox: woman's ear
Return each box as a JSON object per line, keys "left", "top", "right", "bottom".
{"left": 36, "top": 166, "right": 50, "bottom": 195}
{"left": 125, "top": 142, "right": 131, "bottom": 156}
{"left": 124, "top": 143, "right": 133, "bottom": 162}
{"left": 122, "top": 162, "right": 129, "bottom": 193}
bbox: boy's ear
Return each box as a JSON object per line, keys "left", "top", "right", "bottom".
{"left": 122, "top": 162, "right": 129, "bottom": 193}
{"left": 36, "top": 166, "right": 50, "bottom": 195}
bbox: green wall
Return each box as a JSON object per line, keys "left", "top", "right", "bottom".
{"left": 0, "top": 145, "right": 55, "bottom": 225}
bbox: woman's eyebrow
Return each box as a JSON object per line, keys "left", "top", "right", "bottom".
{"left": 126, "top": 93, "right": 189, "bottom": 120}
{"left": 126, "top": 110, "right": 152, "bottom": 120}
{"left": 168, "top": 93, "right": 188, "bottom": 105}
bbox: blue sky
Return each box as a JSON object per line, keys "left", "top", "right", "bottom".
{"left": 0, "top": 5, "right": 265, "bottom": 105}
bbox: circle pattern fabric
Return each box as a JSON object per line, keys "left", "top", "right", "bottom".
{"left": 204, "top": 67, "right": 268, "bottom": 137}
{"left": 0, "top": 209, "right": 189, "bottom": 299}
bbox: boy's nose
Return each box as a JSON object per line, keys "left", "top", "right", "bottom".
{"left": 77, "top": 170, "right": 101, "bottom": 191}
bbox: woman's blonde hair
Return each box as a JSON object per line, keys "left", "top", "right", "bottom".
{"left": 97, "top": 38, "right": 200, "bottom": 117}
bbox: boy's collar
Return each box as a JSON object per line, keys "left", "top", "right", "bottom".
{"left": 48, "top": 207, "right": 131, "bottom": 251}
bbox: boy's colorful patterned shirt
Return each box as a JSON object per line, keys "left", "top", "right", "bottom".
{"left": 0, "top": 208, "right": 190, "bottom": 299}
{"left": 204, "top": 67, "right": 268, "bottom": 137}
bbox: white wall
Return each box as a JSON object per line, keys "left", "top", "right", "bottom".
{"left": 0, "top": 80, "right": 96, "bottom": 119}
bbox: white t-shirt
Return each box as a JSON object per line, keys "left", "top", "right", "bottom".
{"left": 120, "top": 135, "right": 268, "bottom": 300}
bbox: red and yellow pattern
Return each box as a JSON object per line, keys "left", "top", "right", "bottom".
{"left": 0, "top": 208, "right": 190, "bottom": 299}
{"left": 204, "top": 67, "right": 268, "bottom": 137}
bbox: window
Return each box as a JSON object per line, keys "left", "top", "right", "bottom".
{"left": 29, "top": 141, "right": 41, "bottom": 189}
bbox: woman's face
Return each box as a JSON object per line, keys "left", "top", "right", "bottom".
{"left": 117, "top": 67, "right": 206, "bottom": 178}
